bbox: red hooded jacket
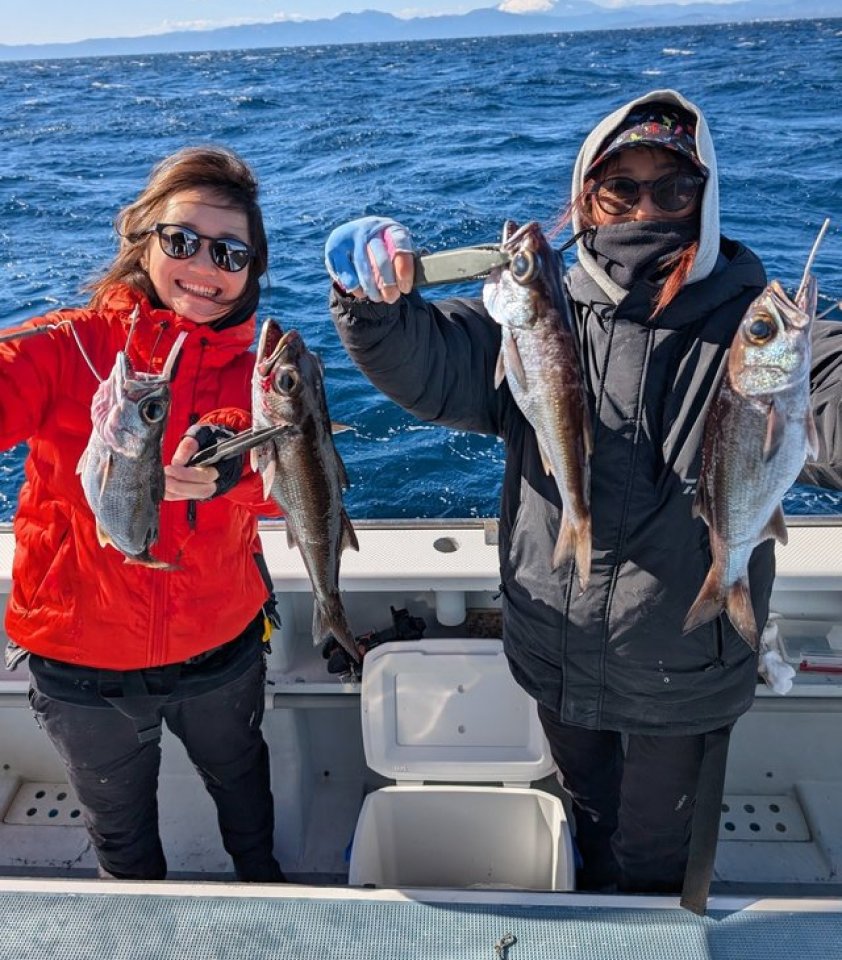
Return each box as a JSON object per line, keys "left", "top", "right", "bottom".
{"left": 0, "top": 285, "right": 280, "bottom": 669}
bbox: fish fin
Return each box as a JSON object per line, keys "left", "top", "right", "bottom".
{"left": 582, "top": 406, "right": 594, "bottom": 459}
{"left": 806, "top": 411, "right": 820, "bottom": 460}
{"left": 494, "top": 349, "right": 507, "bottom": 390}
{"left": 285, "top": 523, "right": 297, "bottom": 550}
{"left": 313, "top": 600, "right": 360, "bottom": 663}
{"left": 260, "top": 459, "right": 276, "bottom": 500}
{"left": 537, "top": 440, "right": 553, "bottom": 476}
{"left": 341, "top": 510, "right": 359, "bottom": 553}
{"left": 762, "top": 505, "right": 788, "bottom": 545}
{"left": 76, "top": 449, "right": 87, "bottom": 476}
{"left": 124, "top": 554, "right": 176, "bottom": 571}
{"left": 336, "top": 451, "right": 350, "bottom": 489}
{"left": 331, "top": 421, "right": 353, "bottom": 434}
{"left": 691, "top": 480, "right": 710, "bottom": 524}
{"left": 725, "top": 580, "right": 759, "bottom": 650}
{"left": 682, "top": 565, "right": 726, "bottom": 635}
{"left": 552, "top": 514, "right": 591, "bottom": 593}
{"left": 95, "top": 520, "right": 113, "bottom": 549}
{"left": 502, "top": 335, "right": 528, "bottom": 392}
{"left": 762, "top": 401, "right": 785, "bottom": 462}
{"left": 95, "top": 453, "right": 113, "bottom": 499}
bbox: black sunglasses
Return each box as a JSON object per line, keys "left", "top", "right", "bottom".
{"left": 591, "top": 172, "right": 705, "bottom": 216}
{"left": 142, "top": 223, "right": 254, "bottom": 273}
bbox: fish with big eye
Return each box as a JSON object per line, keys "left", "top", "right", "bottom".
{"left": 683, "top": 264, "right": 820, "bottom": 649}
{"left": 77, "top": 331, "right": 187, "bottom": 568}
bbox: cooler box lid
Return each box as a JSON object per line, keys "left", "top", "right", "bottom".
{"left": 360, "top": 638, "right": 555, "bottom": 783}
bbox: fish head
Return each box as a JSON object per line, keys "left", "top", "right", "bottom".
{"left": 253, "top": 319, "right": 326, "bottom": 429}
{"left": 482, "top": 221, "right": 562, "bottom": 330}
{"left": 90, "top": 352, "right": 171, "bottom": 457}
{"left": 728, "top": 278, "right": 816, "bottom": 398}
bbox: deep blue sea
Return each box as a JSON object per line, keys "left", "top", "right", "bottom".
{"left": 1, "top": 19, "right": 841, "bottom": 520}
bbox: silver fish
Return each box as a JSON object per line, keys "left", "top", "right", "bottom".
{"left": 77, "top": 330, "right": 186, "bottom": 568}
{"left": 482, "top": 220, "right": 593, "bottom": 591}
{"left": 250, "top": 319, "right": 360, "bottom": 663}
{"left": 683, "top": 234, "right": 824, "bottom": 649}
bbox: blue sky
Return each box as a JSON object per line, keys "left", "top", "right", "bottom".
{"left": 4, "top": 0, "right": 720, "bottom": 46}
{"left": 7, "top": 0, "right": 485, "bottom": 45}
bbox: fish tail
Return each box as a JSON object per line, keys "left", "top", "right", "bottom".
{"left": 725, "top": 580, "right": 759, "bottom": 650}
{"left": 552, "top": 513, "right": 592, "bottom": 591}
{"left": 683, "top": 565, "right": 726, "bottom": 635}
{"left": 684, "top": 566, "right": 758, "bottom": 649}
{"left": 313, "top": 596, "right": 360, "bottom": 664}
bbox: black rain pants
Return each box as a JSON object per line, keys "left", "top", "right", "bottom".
{"left": 27, "top": 616, "right": 283, "bottom": 883}
{"left": 538, "top": 703, "right": 731, "bottom": 894}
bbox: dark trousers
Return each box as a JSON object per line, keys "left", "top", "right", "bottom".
{"left": 28, "top": 633, "right": 283, "bottom": 882}
{"left": 538, "top": 704, "right": 729, "bottom": 894}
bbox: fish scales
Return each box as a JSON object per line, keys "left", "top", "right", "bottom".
{"left": 684, "top": 274, "right": 820, "bottom": 649}
{"left": 77, "top": 330, "right": 186, "bottom": 568}
{"left": 251, "top": 319, "right": 360, "bottom": 664}
{"left": 483, "top": 220, "right": 592, "bottom": 591}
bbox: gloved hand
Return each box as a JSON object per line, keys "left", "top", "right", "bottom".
{"left": 164, "top": 424, "right": 243, "bottom": 502}
{"left": 325, "top": 216, "right": 415, "bottom": 303}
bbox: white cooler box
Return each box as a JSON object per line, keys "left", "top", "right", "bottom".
{"left": 348, "top": 638, "right": 574, "bottom": 891}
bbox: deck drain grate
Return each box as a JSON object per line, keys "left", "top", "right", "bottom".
{"left": 3, "top": 781, "right": 84, "bottom": 826}
{"left": 719, "top": 794, "right": 810, "bottom": 842}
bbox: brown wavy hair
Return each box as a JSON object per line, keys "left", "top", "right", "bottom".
{"left": 552, "top": 146, "right": 700, "bottom": 317}
{"left": 87, "top": 145, "right": 268, "bottom": 321}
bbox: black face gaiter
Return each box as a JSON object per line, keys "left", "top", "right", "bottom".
{"left": 583, "top": 219, "right": 699, "bottom": 291}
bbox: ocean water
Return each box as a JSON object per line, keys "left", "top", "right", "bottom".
{"left": 1, "top": 18, "right": 841, "bottom": 520}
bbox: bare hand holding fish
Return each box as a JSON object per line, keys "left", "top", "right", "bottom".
{"left": 164, "top": 434, "right": 224, "bottom": 501}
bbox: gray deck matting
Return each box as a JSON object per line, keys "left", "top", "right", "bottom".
{"left": 2, "top": 890, "right": 842, "bottom": 960}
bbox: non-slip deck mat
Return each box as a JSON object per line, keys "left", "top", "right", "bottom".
{"left": 1, "top": 891, "right": 840, "bottom": 960}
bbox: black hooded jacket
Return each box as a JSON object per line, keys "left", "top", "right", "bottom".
{"left": 331, "top": 234, "right": 842, "bottom": 735}
{"left": 330, "top": 89, "right": 842, "bottom": 734}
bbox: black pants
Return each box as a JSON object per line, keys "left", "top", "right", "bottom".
{"left": 28, "top": 624, "right": 283, "bottom": 882}
{"left": 538, "top": 704, "right": 729, "bottom": 894}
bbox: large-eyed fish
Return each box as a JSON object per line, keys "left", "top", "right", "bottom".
{"left": 250, "top": 319, "right": 360, "bottom": 663}
{"left": 683, "top": 226, "right": 827, "bottom": 648}
{"left": 482, "top": 220, "right": 593, "bottom": 591}
{"left": 77, "top": 328, "right": 187, "bottom": 567}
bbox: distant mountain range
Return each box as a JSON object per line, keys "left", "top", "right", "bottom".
{"left": 1, "top": 0, "right": 838, "bottom": 62}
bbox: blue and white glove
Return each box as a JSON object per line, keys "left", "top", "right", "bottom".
{"left": 325, "top": 216, "right": 415, "bottom": 302}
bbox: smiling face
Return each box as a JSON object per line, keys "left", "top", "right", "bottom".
{"left": 142, "top": 186, "right": 251, "bottom": 324}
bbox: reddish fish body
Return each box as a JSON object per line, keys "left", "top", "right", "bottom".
{"left": 683, "top": 278, "right": 819, "bottom": 648}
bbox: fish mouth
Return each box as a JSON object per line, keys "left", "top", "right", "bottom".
{"left": 257, "top": 320, "right": 301, "bottom": 376}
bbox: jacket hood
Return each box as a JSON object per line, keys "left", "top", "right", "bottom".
{"left": 571, "top": 89, "right": 720, "bottom": 304}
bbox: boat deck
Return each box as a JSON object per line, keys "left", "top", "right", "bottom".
{"left": 2, "top": 519, "right": 842, "bottom": 951}
{"left": 3, "top": 881, "right": 842, "bottom": 960}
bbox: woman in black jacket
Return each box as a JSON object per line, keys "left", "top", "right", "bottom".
{"left": 324, "top": 89, "right": 842, "bottom": 895}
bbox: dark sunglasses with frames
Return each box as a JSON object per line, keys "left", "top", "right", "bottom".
{"left": 135, "top": 223, "right": 255, "bottom": 273}
{"left": 590, "top": 171, "right": 705, "bottom": 217}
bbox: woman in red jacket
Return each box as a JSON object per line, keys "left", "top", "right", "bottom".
{"left": 0, "top": 145, "right": 285, "bottom": 882}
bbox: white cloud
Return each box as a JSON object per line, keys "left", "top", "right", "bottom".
{"left": 159, "top": 13, "right": 305, "bottom": 33}
{"left": 497, "top": 0, "right": 555, "bottom": 12}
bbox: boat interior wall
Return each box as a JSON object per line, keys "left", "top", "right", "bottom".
{"left": 2, "top": 519, "right": 842, "bottom": 894}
